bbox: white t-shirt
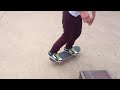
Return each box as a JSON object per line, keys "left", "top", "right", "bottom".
{"left": 69, "top": 11, "right": 80, "bottom": 17}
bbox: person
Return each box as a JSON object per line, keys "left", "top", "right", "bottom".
{"left": 48, "top": 11, "right": 96, "bottom": 62}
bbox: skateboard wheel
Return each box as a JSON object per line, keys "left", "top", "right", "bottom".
{"left": 57, "top": 61, "right": 63, "bottom": 64}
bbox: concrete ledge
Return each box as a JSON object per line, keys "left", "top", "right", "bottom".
{"left": 79, "top": 70, "right": 112, "bottom": 79}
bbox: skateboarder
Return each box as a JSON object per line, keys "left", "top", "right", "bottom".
{"left": 48, "top": 11, "right": 96, "bottom": 62}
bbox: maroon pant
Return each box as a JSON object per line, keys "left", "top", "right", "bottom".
{"left": 50, "top": 11, "right": 82, "bottom": 53}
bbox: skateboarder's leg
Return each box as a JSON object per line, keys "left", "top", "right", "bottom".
{"left": 49, "top": 34, "right": 67, "bottom": 53}
{"left": 65, "top": 15, "right": 82, "bottom": 55}
{"left": 49, "top": 11, "right": 73, "bottom": 61}
{"left": 50, "top": 11, "right": 75, "bottom": 54}
{"left": 65, "top": 35, "right": 80, "bottom": 55}
{"left": 49, "top": 29, "right": 73, "bottom": 62}
{"left": 49, "top": 29, "right": 73, "bottom": 61}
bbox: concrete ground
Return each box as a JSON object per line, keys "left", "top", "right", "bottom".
{"left": 0, "top": 11, "right": 120, "bottom": 79}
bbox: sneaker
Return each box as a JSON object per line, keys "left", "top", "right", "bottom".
{"left": 64, "top": 47, "right": 78, "bottom": 55}
{"left": 48, "top": 52, "right": 62, "bottom": 62}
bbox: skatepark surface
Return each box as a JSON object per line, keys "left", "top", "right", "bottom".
{"left": 0, "top": 11, "right": 120, "bottom": 79}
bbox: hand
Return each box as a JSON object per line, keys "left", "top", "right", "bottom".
{"left": 88, "top": 17, "right": 94, "bottom": 26}
{"left": 88, "top": 11, "right": 96, "bottom": 26}
{"left": 80, "top": 11, "right": 91, "bottom": 23}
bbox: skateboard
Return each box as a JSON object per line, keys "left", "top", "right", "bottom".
{"left": 49, "top": 46, "right": 81, "bottom": 64}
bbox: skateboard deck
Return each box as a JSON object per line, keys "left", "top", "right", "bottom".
{"left": 50, "top": 46, "right": 81, "bottom": 64}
